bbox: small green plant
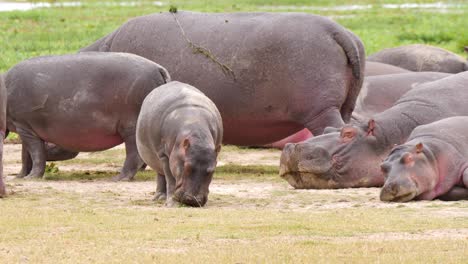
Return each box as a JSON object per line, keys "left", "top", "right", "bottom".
{"left": 45, "top": 162, "right": 59, "bottom": 174}
{"left": 169, "top": 5, "right": 178, "bottom": 13}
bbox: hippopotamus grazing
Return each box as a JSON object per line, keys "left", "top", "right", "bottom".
{"left": 0, "top": 75, "right": 6, "bottom": 197}
{"left": 353, "top": 72, "right": 451, "bottom": 120}
{"left": 381, "top": 117, "right": 468, "bottom": 202}
{"left": 364, "top": 61, "right": 411, "bottom": 76}
{"left": 368, "top": 44, "right": 468, "bottom": 73}
{"left": 81, "top": 11, "right": 365, "bottom": 145}
{"left": 5, "top": 52, "right": 170, "bottom": 180}
{"left": 280, "top": 72, "right": 468, "bottom": 189}
{"left": 136, "top": 81, "right": 222, "bottom": 207}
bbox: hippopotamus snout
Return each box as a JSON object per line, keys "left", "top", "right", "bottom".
{"left": 380, "top": 179, "right": 418, "bottom": 202}
{"left": 174, "top": 190, "right": 208, "bottom": 207}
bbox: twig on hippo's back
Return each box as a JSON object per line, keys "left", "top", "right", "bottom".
{"left": 170, "top": 12, "right": 236, "bottom": 80}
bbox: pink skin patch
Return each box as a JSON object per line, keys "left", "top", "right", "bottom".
{"left": 264, "top": 128, "right": 313, "bottom": 149}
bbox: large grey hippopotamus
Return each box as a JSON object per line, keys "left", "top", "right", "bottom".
{"left": 136, "top": 81, "right": 223, "bottom": 207}
{"left": 364, "top": 61, "right": 411, "bottom": 76}
{"left": 380, "top": 116, "right": 468, "bottom": 202}
{"left": 81, "top": 11, "right": 365, "bottom": 145}
{"left": 5, "top": 52, "right": 170, "bottom": 180}
{"left": 0, "top": 75, "right": 6, "bottom": 197}
{"left": 353, "top": 72, "right": 451, "bottom": 120}
{"left": 280, "top": 72, "right": 468, "bottom": 189}
{"left": 368, "top": 44, "right": 468, "bottom": 73}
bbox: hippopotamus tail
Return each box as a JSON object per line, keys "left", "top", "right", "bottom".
{"left": 79, "top": 29, "right": 119, "bottom": 52}
{"left": 333, "top": 29, "right": 365, "bottom": 123}
{"left": 159, "top": 67, "right": 171, "bottom": 84}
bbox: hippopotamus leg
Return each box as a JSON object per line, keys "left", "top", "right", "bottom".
{"left": 16, "top": 126, "right": 46, "bottom": 178}
{"left": 153, "top": 173, "right": 167, "bottom": 201}
{"left": 160, "top": 156, "right": 177, "bottom": 207}
{"left": 0, "top": 131, "right": 6, "bottom": 197}
{"left": 112, "top": 132, "right": 145, "bottom": 181}
{"left": 17, "top": 146, "right": 33, "bottom": 178}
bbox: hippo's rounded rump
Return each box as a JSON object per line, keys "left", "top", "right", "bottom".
{"left": 81, "top": 11, "right": 365, "bottom": 145}
{"left": 6, "top": 52, "right": 168, "bottom": 152}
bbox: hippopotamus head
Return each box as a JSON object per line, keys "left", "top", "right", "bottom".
{"left": 380, "top": 143, "right": 437, "bottom": 202}
{"left": 280, "top": 120, "right": 386, "bottom": 189}
{"left": 169, "top": 135, "right": 221, "bottom": 207}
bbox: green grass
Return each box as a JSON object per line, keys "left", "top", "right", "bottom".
{"left": 1, "top": 0, "right": 467, "bottom": 72}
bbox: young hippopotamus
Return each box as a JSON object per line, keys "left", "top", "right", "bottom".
{"left": 0, "top": 75, "right": 6, "bottom": 197}
{"left": 280, "top": 72, "right": 468, "bottom": 189}
{"left": 380, "top": 117, "right": 468, "bottom": 202}
{"left": 136, "top": 81, "right": 223, "bottom": 207}
{"left": 368, "top": 44, "right": 468, "bottom": 73}
{"left": 5, "top": 52, "right": 170, "bottom": 180}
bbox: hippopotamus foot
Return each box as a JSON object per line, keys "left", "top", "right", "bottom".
{"left": 112, "top": 134, "right": 145, "bottom": 181}
{"left": 305, "top": 108, "right": 344, "bottom": 136}
{"left": 0, "top": 185, "right": 5, "bottom": 198}
{"left": 45, "top": 143, "right": 79, "bottom": 161}
{"left": 17, "top": 127, "right": 46, "bottom": 178}
{"left": 153, "top": 173, "right": 167, "bottom": 201}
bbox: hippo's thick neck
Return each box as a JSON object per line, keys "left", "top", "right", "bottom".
{"left": 414, "top": 138, "right": 466, "bottom": 199}
{"left": 370, "top": 100, "right": 442, "bottom": 150}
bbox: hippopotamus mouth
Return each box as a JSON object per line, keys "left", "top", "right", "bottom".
{"left": 173, "top": 190, "right": 208, "bottom": 207}
{"left": 279, "top": 168, "right": 341, "bottom": 189}
{"left": 380, "top": 180, "right": 418, "bottom": 202}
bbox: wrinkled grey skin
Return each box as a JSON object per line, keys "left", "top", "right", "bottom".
{"left": 136, "top": 81, "right": 222, "bottom": 207}
{"left": 81, "top": 11, "right": 365, "bottom": 145}
{"left": 5, "top": 52, "right": 170, "bottom": 180}
{"left": 365, "top": 61, "right": 411, "bottom": 76}
{"left": 368, "top": 44, "right": 468, "bottom": 73}
{"left": 353, "top": 72, "right": 451, "bottom": 120}
{"left": 381, "top": 117, "right": 468, "bottom": 202}
{"left": 280, "top": 72, "right": 468, "bottom": 189}
{"left": 0, "top": 74, "right": 6, "bottom": 197}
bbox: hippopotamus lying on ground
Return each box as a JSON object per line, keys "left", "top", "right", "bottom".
{"left": 353, "top": 72, "right": 451, "bottom": 120}
{"left": 280, "top": 72, "right": 468, "bottom": 189}
{"left": 368, "top": 44, "right": 468, "bottom": 73}
{"left": 81, "top": 11, "right": 365, "bottom": 145}
{"left": 268, "top": 71, "right": 450, "bottom": 149}
{"left": 5, "top": 52, "right": 170, "bottom": 180}
{"left": 381, "top": 117, "right": 468, "bottom": 202}
{"left": 364, "top": 61, "right": 411, "bottom": 76}
{"left": 136, "top": 81, "right": 222, "bottom": 207}
{"left": 0, "top": 75, "right": 6, "bottom": 197}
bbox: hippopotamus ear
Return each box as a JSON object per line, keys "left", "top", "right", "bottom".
{"left": 465, "top": 46, "right": 468, "bottom": 53}
{"left": 366, "top": 119, "right": 375, "bottom": 136}
{"left": 400, "top": 153, "right": 414, "bottom": 166}
{"left": 415, "top": 142, "right": 424, "bottom": 153}
{"left": 340, "top": 126, "right": 357, "bottom": 143}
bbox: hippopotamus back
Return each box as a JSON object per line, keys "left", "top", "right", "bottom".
{"left": 81, "top": 11, "right": 365, "bottom": 145}
{"left": 368, "top": 44, "right": 467, "bottom": 73}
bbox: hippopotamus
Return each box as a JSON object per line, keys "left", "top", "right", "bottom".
{"left": 365, "top": 61, "right": 411, "bottom": 76}
{"left": 136, "top": 81, "right": 222, "bottom": 207}
{"left": 368, "top": 44, "right": 468, "bottom": 73}
{"left": 0, "top": 75, "right": 6, "bottom": 197}
{"left": 81, "top": 11, "right": 365, "bottom": 145}
{"left": 380, "top": 117, "right": 468, "bottom": 202}
{"left": 5, "top": 52, "right": 170, "bottom": 180}
{"left": 280, "top": 72, "right": 468, "bottom": 189}
{"left": 353, "top": 72, "right": 451, "bottom": 120}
